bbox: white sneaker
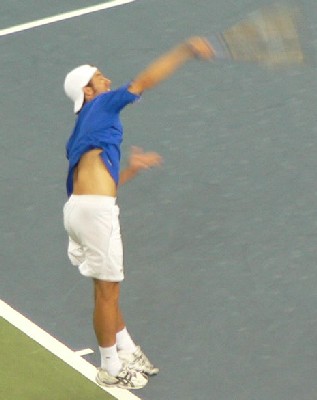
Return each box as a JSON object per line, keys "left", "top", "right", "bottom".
{"left": 96, "top": 365, "right": 148, "bottom": 389}
{"left": 118, "top": 346, "right": 159, "bottom": 376}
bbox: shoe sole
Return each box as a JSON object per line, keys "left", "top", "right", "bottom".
{"left": 96, "top": 375, "right": 147, "bottom": 390}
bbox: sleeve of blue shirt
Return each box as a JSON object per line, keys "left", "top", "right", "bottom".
{"left": 99, "top": 83, "right": 140, "bottom": 112}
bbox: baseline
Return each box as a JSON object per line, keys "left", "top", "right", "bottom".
{"left": 0, "top": 0, "right": 136, "bottom": 37}
{"left": 0, "top": 299, "right": 141, "bottom": 400}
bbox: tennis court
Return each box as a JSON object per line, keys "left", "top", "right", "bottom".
{"left": 1, "top": 317, "right": 115, "bottom": 400}
{"left": 1, "top": 0, "right": 317, "bottom": 399}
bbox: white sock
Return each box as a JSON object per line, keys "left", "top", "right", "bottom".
{"left": 99, "top": 344, "right": 122, "bottom": 376}
{"left": 116, "top": 327, "right": 137, "bottom": 353}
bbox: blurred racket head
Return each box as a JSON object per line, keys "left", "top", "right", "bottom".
{"left": 211, "top": 2, "right": 308, "bottom": 68}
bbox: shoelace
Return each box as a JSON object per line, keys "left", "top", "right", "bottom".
{"left": 134, "top": 351, "right": 152, "bottom": 367}
{"left": 117, "top": 368, "right": 136, "bottom": 386}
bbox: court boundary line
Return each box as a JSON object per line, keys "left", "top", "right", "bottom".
{"left": 0, "top": 299, "right": 141, "bottom": 400}
{"left": 0, "top": 0, "right": 136, "bottom": 37}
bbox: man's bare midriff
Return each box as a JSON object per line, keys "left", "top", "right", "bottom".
{"left": 73, "top": 148, "right": 117, "bottom": 197}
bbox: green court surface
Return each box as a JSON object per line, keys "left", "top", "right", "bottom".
{"left": 0, "top": 317, "right": 114, "bottom": 400}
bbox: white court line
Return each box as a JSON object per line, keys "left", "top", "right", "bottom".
{"left": 75, "top": 348, "right": 95, "bottom": 356}
{"left": 0, "top": 0, "right": 136, "bottom": 37}
{"left": 0, "top": 299, "right": 141, "bottom": 400}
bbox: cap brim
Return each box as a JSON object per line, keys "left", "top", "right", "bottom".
{"left": 74, "top": 92, "right": 84, "bottom": 114}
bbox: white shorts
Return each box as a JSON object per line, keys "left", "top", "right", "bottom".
{"left": 63, "top": 195, "right": 124, "bottom": 282}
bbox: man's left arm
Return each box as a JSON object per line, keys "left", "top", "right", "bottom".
{"left": 119, "top": 146, "right": 163, "bottom": 186}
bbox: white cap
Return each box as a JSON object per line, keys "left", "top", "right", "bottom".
{"left": 64, "top": 65, "right": 97, "bottom": 113}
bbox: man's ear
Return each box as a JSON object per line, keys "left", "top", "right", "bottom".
{"left": 83, "top": 86, "right": 93, "bottom": 101}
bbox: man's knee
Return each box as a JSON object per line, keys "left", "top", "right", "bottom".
{"left": 93, "top": 279, "right": 120, "bottom": 303}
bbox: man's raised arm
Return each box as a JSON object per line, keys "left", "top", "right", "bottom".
{"left": 128, "top": 37, "right": 214, "bottom": 95}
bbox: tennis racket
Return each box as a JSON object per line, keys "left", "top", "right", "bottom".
{"left": 210, "top": 3, "right": 305, "bottom": 67}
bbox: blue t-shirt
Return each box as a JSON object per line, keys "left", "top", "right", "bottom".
{"left": 66, "top": 84, "right": 140, "bottom": 197}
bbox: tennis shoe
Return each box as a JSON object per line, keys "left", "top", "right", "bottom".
{"left": 96, "top": 365, "right": 148, "bottom": 389}
{"left": 118, "top": 346, "right": 159, "bottom": 376}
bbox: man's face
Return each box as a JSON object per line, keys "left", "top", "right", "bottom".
{"left": 88, "top": 70, "right": 112, "bottom": 96}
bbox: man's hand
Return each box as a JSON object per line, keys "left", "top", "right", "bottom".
{"left": 128, "top": 146, "right": 163, "bottom": 172}
{"left": 119, "top": 146, "right": 163, "bottom": 186}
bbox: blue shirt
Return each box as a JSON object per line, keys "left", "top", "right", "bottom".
{"left": 66, "top": 84, "right": 140, "bottom": 197}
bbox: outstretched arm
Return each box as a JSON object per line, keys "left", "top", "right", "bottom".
{"left": 119, "top": 146, "right": 163, "bottom": 186}
{"left": 128, "top": 36, "right": 214, "bottom": 95}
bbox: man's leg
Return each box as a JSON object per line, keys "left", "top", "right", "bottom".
{"left": 93, "top": 279, "right": 148, "bottom": 389}
{"left": 108, "top": 285, "right": 159, "bottom": 377}
{"left": 93, "top": 279, "right": 120, "bottom": 347}
{"left": 93, "top": 280, "right": 136, "bottom": 354}
{"left": 93, "top": 279, "right": 122, "bottom": 376}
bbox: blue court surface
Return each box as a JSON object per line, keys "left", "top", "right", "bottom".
{"left": 1, "top": 1, "right": 317, "bottom": 399}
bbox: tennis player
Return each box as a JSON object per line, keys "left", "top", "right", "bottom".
{"left": 63, "top": 36, "right": 214, "bottom": 389}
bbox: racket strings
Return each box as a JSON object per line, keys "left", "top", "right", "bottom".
{"left": 219, "top": 5, "right": 304, "bottom": 66}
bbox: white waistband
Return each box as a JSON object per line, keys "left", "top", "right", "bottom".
{"left": 67, "top": 195, "right": 116, "bottom": 206}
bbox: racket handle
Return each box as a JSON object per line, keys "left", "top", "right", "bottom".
{"left": 209, "top": 33, "right": 231, "bottom": 60}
